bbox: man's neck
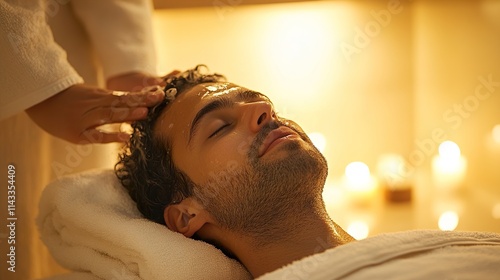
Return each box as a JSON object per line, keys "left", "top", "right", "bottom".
{"left": 219, "top": 209, "right": 355, "bottom": 278}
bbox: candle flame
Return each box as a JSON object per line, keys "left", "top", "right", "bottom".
{"left": 438, "top": 141, "right": 461, "bottom": 161}
{"left": 438, "top": 211, "right": 459, "bottom": 231}
{"left": 345, "top": 162, "right": 371, "bottom": 185}
{"left": 347, "top": 221, "right": 370, "bottom": 240}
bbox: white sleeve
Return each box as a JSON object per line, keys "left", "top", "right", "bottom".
{"left": 0, "top": 0, "right": 83, "bottom": 120}
{"left": 70, "top": 0, "right": 158, "bottom": 79}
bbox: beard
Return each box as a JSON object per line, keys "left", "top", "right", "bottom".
{"left": 193, "top": 120, "right": 328, "bottom": 243}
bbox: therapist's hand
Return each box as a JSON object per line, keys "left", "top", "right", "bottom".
{"left": 107, "top": 70, "right": 181, "bottom": 91}
{"left": 26, "top": 83, "right": 165, "bottom": 144}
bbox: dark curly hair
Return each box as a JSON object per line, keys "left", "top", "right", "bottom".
{"left": 115, "top": 65, "right": 226, "bottom": 224}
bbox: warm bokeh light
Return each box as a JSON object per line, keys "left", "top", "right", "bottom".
{"left": 343, "top": 162, "right": 377, "bottom": 203}
{"left": 432, "top": 141, "right": 467, "bottom": 190}
{"left": 261, "top": 8, "right": 336, "bottom": 89}
{"left": 438, "top": 211, "right": 459, "bottom": 231}
{"left": 345, "top": 162, "right": 371, "bottom": 185}
{"left": 308, "top": 132, "right": 327, "bottom": 153}
{"left": 438, "top": 141, "right": 461, "bottom": 161}
{"left": 347, "top": 221, "right": 370, "bottom": 240}
{"left": 492, "top": 124, "right": 500, "bottom": 144}
{"left": 377, "top": 154, "right": 405, "bottom": 175}
{"left": 376, "top": 154, "right": 409, "bottom": 186}
{"left": 153, "top": 0, "right": 500, "bottom": 194}
{"left": 322, "top": 183, "right": 346, "bottom": 209}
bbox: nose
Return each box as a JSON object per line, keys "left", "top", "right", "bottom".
{"left": 247, "top": 101, "right": 276, "bottom": 133}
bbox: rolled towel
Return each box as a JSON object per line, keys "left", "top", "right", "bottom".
{"left": 37, "top": 169, "right": 252, "bottom": 280}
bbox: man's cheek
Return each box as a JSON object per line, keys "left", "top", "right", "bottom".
{"left": 202, "top": 159, "right": 241, "bottom": 196}
{"left": 237, "top": 136, "right": 253, "bottom": 155}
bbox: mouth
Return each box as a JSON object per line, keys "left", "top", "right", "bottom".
{"left": 258, "top": 126, "right": 300, "bottom": 157}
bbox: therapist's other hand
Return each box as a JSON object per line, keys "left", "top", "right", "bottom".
{"left": 26, "top": 84, "right": 165, "bottom": 144}
{"left": 106, "top": 70, "right": 181, "bottom": 91}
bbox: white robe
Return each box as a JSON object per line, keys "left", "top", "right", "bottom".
{"left": 0, "top": 0, "right": 157, "bottom": 119}
{"left": 0, "top": 1, "right": 158, "bottom": 279}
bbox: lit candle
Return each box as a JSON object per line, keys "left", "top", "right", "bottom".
{"left": 343, "top": 161, "right": 377, "bottom": 204}
{"left": 431, "top": 141, "right": 467, "bottom": 191}
{"left": 438, "top": 211, "right": 459, "bottom": 231}
{"left": 377, "top": 154, "right": 412, "bottom": 202}
{"left": 347, "top": 220, "right": 370, "bottom": 240}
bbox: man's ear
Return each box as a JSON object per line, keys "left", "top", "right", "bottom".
{"left": 164, "top": 197, "right": 210, "bottom": 237}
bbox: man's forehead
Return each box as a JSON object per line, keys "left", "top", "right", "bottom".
{"left": 180, "top": 82, "right": 243, "bottom": 102}
{"left": 185, "top": 82, "right": 243, "bottom": 106}
{"left": 154, "top": 82, "right": 245, "bottom": 140}
{"left": 200, "top": 82, "right": 242, "bottom": 98}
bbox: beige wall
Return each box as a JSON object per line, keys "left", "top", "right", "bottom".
{"left": 154, "top": 0, "right": 415, "bottom": 180}
{"left": 414, "top": 0, "right": 500, "bottom": 191}
{"left": 153, "top": 0, "right": 500, "bottom": 189}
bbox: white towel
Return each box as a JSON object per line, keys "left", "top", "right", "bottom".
{"left": 37, "top": 169, "right": 252, "bottom": 280}
{"left": 258, "top": 229, "right": 500, "bottom": 280}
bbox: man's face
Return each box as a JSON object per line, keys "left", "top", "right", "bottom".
{"left": 156, "top": 82, "right": 328, "bottom": 235}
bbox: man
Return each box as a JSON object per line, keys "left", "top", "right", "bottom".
{"left": 116, "top": 65, "right": 355, "bottom": 278}
{"left": 116, "top": 65, "right": 500, "bottom": 279}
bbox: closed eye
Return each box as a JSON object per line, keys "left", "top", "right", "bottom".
{"left": 209, "top": 123, "right": 231, "bottom": 138}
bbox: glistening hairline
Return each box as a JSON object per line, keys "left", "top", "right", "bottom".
{"left": 151, "top": 82, "right": 197, "bottom": 148}
{"left": 115, "top": 65, "right": 228, "bottom": 225}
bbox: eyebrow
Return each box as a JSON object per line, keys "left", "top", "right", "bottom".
{"left": 188, "top": 90, "right": 269, "bottom": 145}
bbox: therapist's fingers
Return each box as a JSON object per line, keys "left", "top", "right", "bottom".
{"left": 162, "top": 70, "right": 181, "bottom": 82}
{"left": 79, "top": 129, "right": 131, "bottom": 144}
{"left": 26, "top": 83, "right": 165, "bottom": 144}
{"left": 81, "top": 106, "right": 149, "bottom": 129}
{"left": 108, "top": 85, "right": 165, "bottom": 108}
{"left": 107, "top": 72, "right": 164, "bottom": 91}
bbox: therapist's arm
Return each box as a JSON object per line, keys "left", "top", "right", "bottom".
{"left": 26, "top": 69, "right": 180, "bottom": 144}
{"left": 25, "top": 83, "right": 165, "bottom": 144}
{"left": 0, "top": 1, "right": 169, "bottom": 144}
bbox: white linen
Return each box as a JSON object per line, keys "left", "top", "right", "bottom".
{"left": 258, "top": 229, "right": 500, "bottom": 280}
{"left": 37, "top": 169, "right": 251, "bottom": 280}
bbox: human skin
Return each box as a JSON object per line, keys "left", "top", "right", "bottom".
{"left": 156, "top": 82, "right": 308, "bottom": 187}
{"left": 26, "top": 71, "right": 179, "bottom": 144}
{"left": 157, "top": 82, "right": 355, "bottom": 277}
